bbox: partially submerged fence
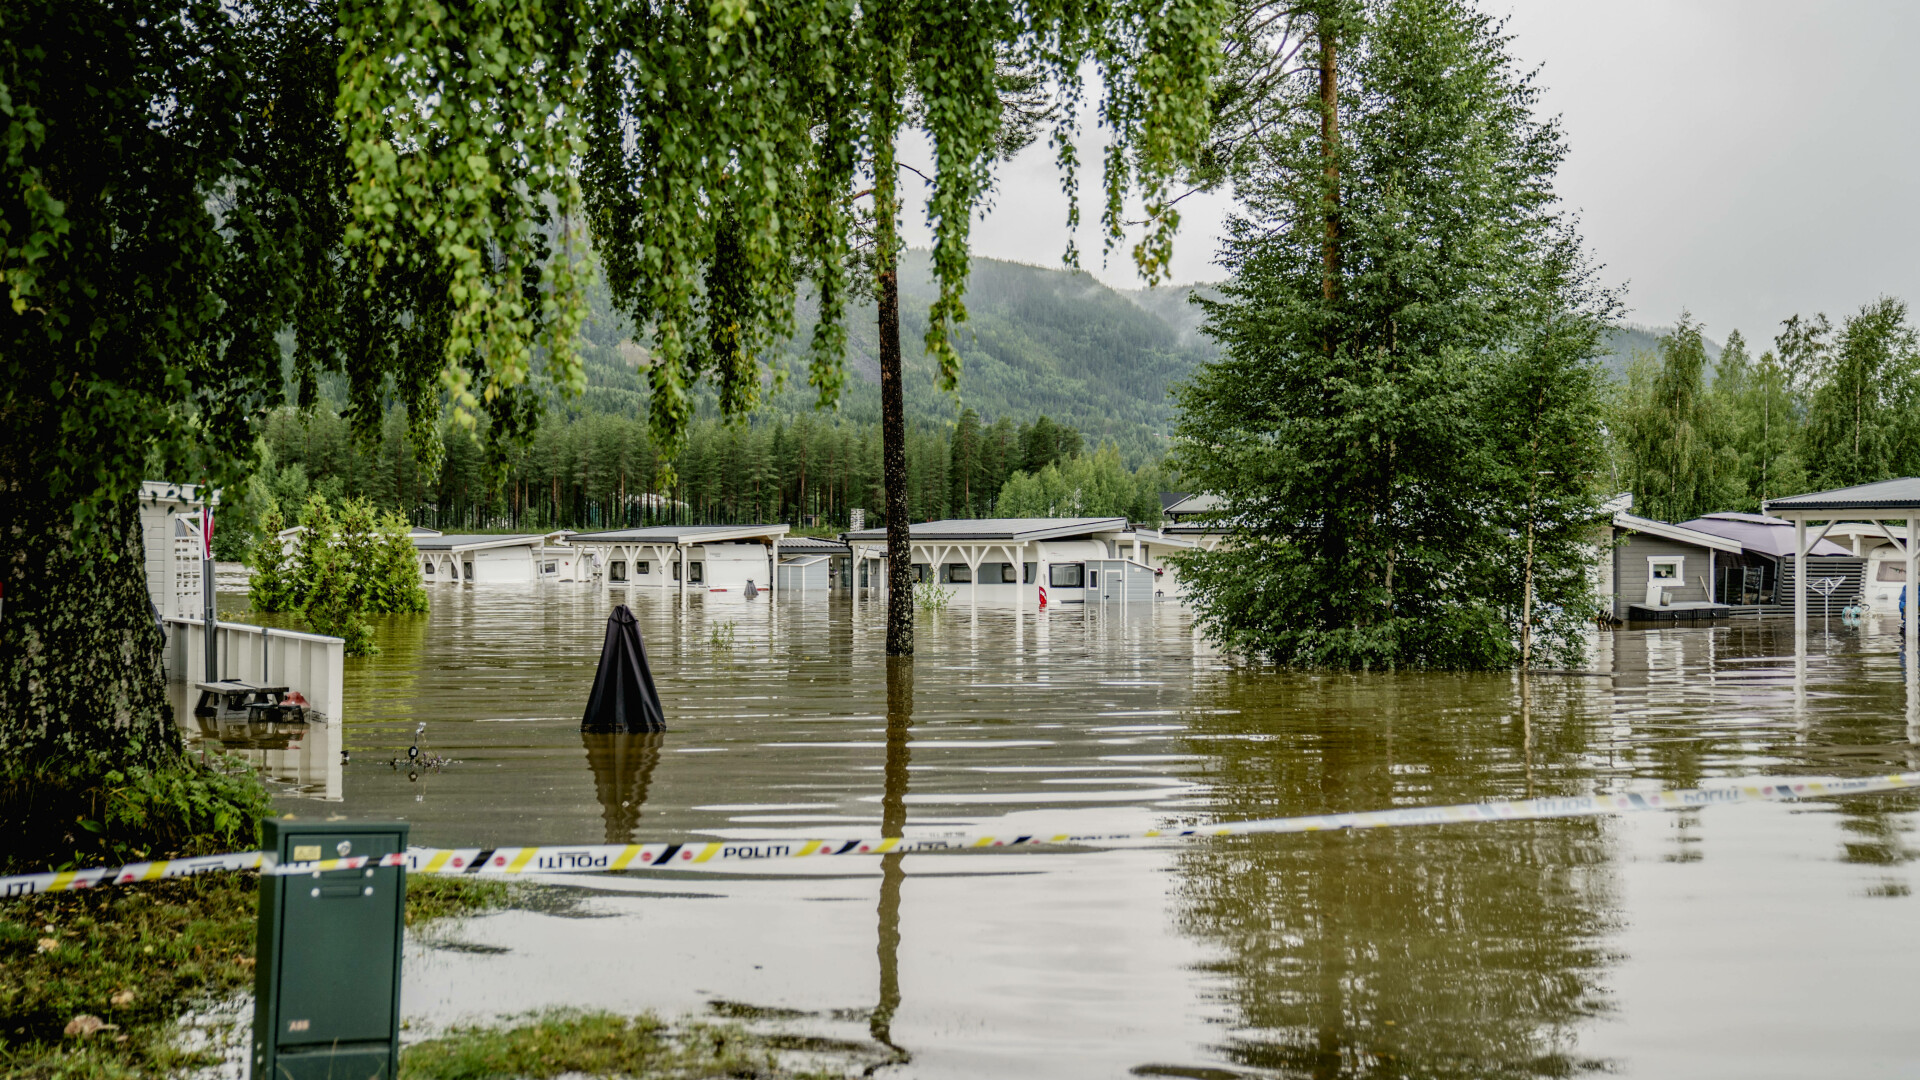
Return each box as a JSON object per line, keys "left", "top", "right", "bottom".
{"left": 164, "top": 617, "right": 345, "bottom": 722}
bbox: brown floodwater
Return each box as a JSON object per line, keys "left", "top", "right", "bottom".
{"left": 194, "top": 587, "right": 1920, "bottom": 1078}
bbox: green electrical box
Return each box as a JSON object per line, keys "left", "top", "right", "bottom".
{"left": 252, "top": 819, "right": 409, "bottom": 1080}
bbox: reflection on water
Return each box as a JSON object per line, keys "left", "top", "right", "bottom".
{"left": 173, "top": 684, "right": 341, "bottom": 800}
{"left": 1171, "top": 674, "right": 1617, "bottom": 1077}
{"left": 872, "top": 657, "right": 912, "bottom": 1057}
{"left": 582, "top": 733, "right": 664, "bottom": 844}
{"left": 192, "top": 587, "right": 1920, "bottom": 1078}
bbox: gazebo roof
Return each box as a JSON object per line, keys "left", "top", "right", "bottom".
{"left": 1764, "top": 478, "right": 1920, "bottom": 514}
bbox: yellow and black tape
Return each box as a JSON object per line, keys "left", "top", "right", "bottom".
{"left": 4, "top": 770, "right": 1914, "bottom": 897}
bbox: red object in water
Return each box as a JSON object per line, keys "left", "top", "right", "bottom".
{"left": 1038, "top": 583, "right": 1048, "bottom": 608}
{"left": 283, "top": 690, "right": 309, "bottom": 707}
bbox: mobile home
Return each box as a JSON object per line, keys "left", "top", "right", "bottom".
{"left": 569, "top": 524, "right": 792, "bottom": 597}
{"left": 841, "top": 518, "right": 1191, "bottom": 607}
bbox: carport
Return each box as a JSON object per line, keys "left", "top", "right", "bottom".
{"left": 1763, "top": 478, "right": 1920, "bottom": 665}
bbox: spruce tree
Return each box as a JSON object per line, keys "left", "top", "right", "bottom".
{"left": 1172, "top": 0, "right": 1614, "bottom": 670}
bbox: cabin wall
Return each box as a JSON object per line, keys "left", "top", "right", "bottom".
{"left": 1614, "top": 533, "right": 1718, "bottom": 614}
{"left": 468, "top": 545, "right": 537, "bottom": 584}
{"left": 698, "top": 542, "right": 775, "bottom": 592}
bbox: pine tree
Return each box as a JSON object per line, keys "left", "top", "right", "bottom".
{"left": 950, "top": 408, "right": 983, "bottom": 517}
{"left": 1172, "top": 0, "right": 1612, "bottom": 670}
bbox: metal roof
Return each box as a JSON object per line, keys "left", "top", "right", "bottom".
{"left": 777, "top": 536, "right": 850, "bottom": 554}
{"left": 1613, "top": 512, "right": 1743, "bottom": 553}
{"left": 1764, "top": 478, "right": 1920, "bottom": 513}
{"left": 1678, "top": 515, "right": 1851, "bottom": 558}
{"left": 569, "top": 524, "right": 791, "bottom": 544}
{"left": 845, "top": 517, "right": 1129, "bottom": 543}
{"left": 413, "top": 533, "right": 550, "bottom": 552}
{"left": 1163, "top": 494, "right": 1222, "bottom": 517}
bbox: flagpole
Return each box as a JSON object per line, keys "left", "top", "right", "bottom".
{"left": 203, "top": 490, "right": 217, "bottom": 685}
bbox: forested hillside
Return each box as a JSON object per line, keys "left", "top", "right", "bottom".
{"left": 564, "top": 251, "right": 1214, "bottom": 465}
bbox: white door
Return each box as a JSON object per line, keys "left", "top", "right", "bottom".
{"left": 1646, "top": 557, "right": 1683, "bottom": 606}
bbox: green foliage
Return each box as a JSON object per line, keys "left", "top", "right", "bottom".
{"left": 0, "top": 752, "right": 272, "bottom": 874}
{"left": 260, "top": 395, "right": 1126, "bottom": 531}
{"left": 295, "top": 496, "right": 377, "bottom": 657}
{"left": 1803, "top": 297, "right": 1920, "bottom": 490}
{"left": 994, "top": 443, "right": 1166, "bottom": 522}
{"left": 1616, "top": 315, "right": 1744, "bottom": 522}
{"left": 249, "top": 506, "right": 300, "bottom": 613}
{"left": 268, "top": 495, "right": 425, "bottom": 642}
{"left": 1707, "top": 329, "right": 1809, "bottom": 508}
{"left": 1172, "top": 0, "right": 1613, "bottom": 671}
{"left": 914, "top": 584, "right": 954, "bottom": 612}
{"left": 367, "top": 511, "right": 431, "bottom": 615}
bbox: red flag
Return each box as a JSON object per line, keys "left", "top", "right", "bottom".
{"left": 1038, "top": 582, "right": 1047, "bottom": 608}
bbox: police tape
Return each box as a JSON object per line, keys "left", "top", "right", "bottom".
{"left": 6, "top": 769, "right": 1917, "bottom": 897}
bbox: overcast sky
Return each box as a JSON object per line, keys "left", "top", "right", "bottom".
{"left": 898, "top": 1, "right": 1920, "bottom": 350}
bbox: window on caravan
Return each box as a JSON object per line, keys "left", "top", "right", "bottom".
{"left": 423, "top": 560, "right": 434, "bottom": 575}
{"left": 636, "top": 560, "right": 650, "bottom": 575}
{"left": 610, "top": 561, "right": 627, "bottom": 582}
{"left": 1049, "top": 563, "right": 1083, "bottom": 588}
{"left": 462, "top": 561, "right": 474, "bottom": 579}
{"left": 543, "top": 561, "right": 557, "bottom": 573}
{"left": 1023, "top": 562, "right": 1036, "bottom": 584}
{"left": 912, "top": 563, "right": 931, "bottom": 583}
{"left": 944, "top": 563, "right": 972, "bottom": 584}
{"left": 689, "top": 561, "right": 704, "bottom": 584}
{"left": 992, "top": 563, "right": 1017, "bottom": 583}
{"left": 1088, "top": 570, "right": 1099, "bottom": 587}
{"left": 1879, "top": 562, "right": 1909, "bottom": 582}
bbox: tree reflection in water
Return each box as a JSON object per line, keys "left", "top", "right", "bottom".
{"left": 581, "top": 732, "right": 664, "bottom": 844}
{"left": 871, "top": 656, "right": 912, "bottom": 1061}
{"left": 1171, "top": 672, "right": 1619, "bottom": 1078}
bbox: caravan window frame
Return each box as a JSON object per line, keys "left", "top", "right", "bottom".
{"left": 1648, "top": 556, "right": 1684, "bottom": 582}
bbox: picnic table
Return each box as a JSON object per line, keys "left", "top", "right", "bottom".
{"left": 193, "top": 680, "right": 303, "bottom": 723}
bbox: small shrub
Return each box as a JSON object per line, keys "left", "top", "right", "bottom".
{"left": 915, "top": 583, "right": 954, "bottom": 611}
{"left": 0, "top": 752, "right": 274, "bottom": 874}
{"left": 709, "top": 621, "right": 737, "bottom": 650}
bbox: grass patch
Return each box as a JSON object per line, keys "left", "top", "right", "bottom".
{"left": 400, "top": 1010, "right": 849, "bottom": 1080}
{"left": 406, "top": 877, "right": 512, "bottom": 927}
{"left": 0, "top": 873, "right": 516, "bottom": 1078}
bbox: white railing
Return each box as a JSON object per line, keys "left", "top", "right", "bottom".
{"left": 163, "top": 617, "right": 345, "bottom": 723}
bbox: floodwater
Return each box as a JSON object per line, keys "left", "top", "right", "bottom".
{"left": 192, "top": 586, "right": 1920, "bottom": 1079}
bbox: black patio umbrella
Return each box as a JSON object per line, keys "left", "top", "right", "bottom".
{"left": 581, "top": 604, "right": 666, "bottom": 732}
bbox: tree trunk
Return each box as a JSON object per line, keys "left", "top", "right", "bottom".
{"left": 874, "top": 30, "right": 914, "bottom": 658}
{"left": 1319, "top": 18, "right": 1340, "bottom": 301}
{"left": 0, "top": 491, "right": 176, "bottom": 768}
